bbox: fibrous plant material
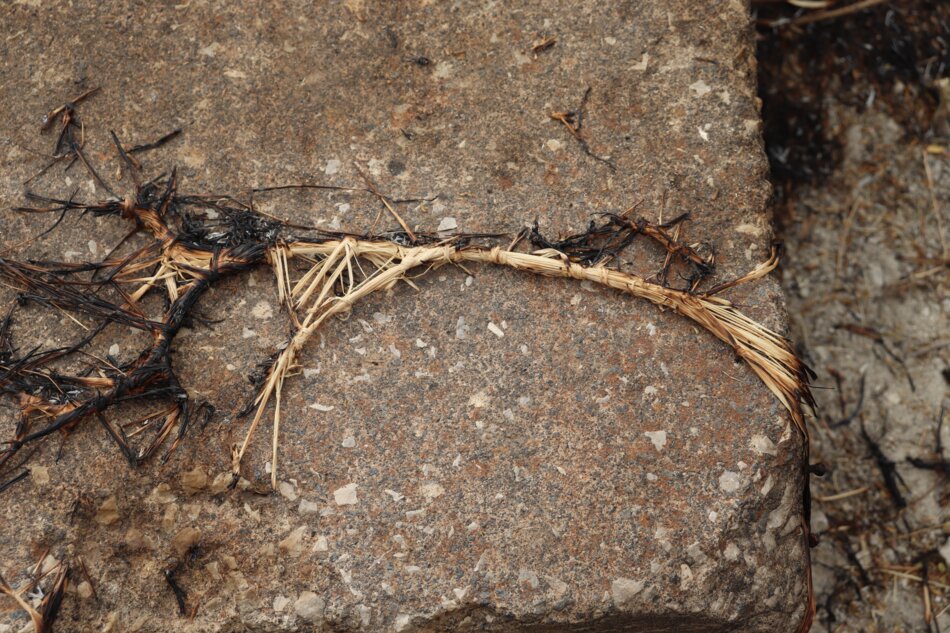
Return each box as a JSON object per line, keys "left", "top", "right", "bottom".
{"left": 0, "top": 552, "right": 68, "bottom": 633}
{"left": 0, "top": 93, "right": 817, "bottom": 631}
{"left": 0, "top": 188, "right": 814, "bottom": 485}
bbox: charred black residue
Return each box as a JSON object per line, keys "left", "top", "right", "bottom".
{"left": 756, "top": 1, "right": 949, "bottom": 193}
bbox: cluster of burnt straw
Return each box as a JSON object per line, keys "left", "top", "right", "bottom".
{"left": 0, "top": 91, "right": 818, "bottom": 632}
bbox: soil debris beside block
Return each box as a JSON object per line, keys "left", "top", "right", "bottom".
{"left": 758, "top": 1, "right": 950, "bottom": 630}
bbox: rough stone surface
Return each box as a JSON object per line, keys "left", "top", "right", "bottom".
{"left": 0, "top": 2, "right": 807, "bottom": 632}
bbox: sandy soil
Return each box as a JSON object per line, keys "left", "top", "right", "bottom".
{"left": 758, "top": 2, "right": 950, "bottom": 631}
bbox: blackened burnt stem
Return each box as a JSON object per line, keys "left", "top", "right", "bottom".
{"left": 0, "top": 222, "right": 268, "bottom": 469}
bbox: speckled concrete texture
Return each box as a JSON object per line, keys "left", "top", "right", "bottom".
{"left": 0, "top": 1, "right": 808, "bottom": 632}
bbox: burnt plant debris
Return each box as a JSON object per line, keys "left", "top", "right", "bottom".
{"left": 549, "top": 87, "right": 617, "bottom": 171}
{"left": 756, "top": 0, "right": 950, "bottom": 194}
{"left": 0, "top": 554, "right": 68, "bottom": 633}
{"left": 0, "top": 91, "right": 819, "bottom": 631}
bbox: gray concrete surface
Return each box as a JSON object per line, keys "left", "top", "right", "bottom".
{"left": 0, "top": 2, "right": 808, "bottom": 631}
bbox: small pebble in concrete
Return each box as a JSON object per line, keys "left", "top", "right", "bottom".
{"left": 95, "top": 496, "right": 120, "bottom": 526}
{"left": 334, "top": 483, "right": 358, "bottom": 506}
{"left": 644, "top": 431, "right": 667, "bottom": 451}
{"left": 278, "top": 481, "right": 297, "bottom": 501}
{"left": 611, "top": 577, "right": 645, "bottom": 606}
{"left": 719, "top": 471, "right": 742, "bottom": 493}
{"left": 437, "top": 217, "right": 457, "bottom": 233}
{"left": 299, "top": 499, "right": 320, "bottom": 514}
{"left": 294, "top": 591, "right": 325, "bottom": 622}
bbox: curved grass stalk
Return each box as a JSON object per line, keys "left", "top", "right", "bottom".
{"left": 244, "top": 239, "right": 813, "bottom": 489}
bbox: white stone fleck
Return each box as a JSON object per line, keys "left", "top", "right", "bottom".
{"left": 679, "top": 564, "right": 693, "bottom": 589}
{"left": 473, "top": 550, "right": 489, "bottom": 572}
{"left": 724, "top": 542, "right": 740, "bottom": 561}
{"left": 358, "top": 605, "right": 371, "bottom": 627}
{"left": 384, "top": 489, "right": 405, "bottom": 502}
{"left": 324, "top": 159, "right": 341, "bottom": 175}
{"left": 545, "top": 138, "right": 563, "bottom": 152}
{"left": 309, "top": 403, "right": 334, "bottom": 412}
{"left": 487, "top": 322, "right": 504, "bottom": 338}
{"left": 273, "top": 595, "right": 290, "bottom": 612}
{"left": 342, "top": 435, "right": 356, "bottom": 448}
{"left": 241, "top": 327, "right": 256, "bottom": 339}
{"left": 455, "top": 316, "right": 469, "bottom": 339}
{"left": 719, "top": 471, "right": 741, "bottom": 493}
{"left": 108, "top": 343, "right": 120, "bottom": 357}
{"left": 644, "top": 430, "right": 667, "bottom": 451}
{"left": 30, "top": 466, "right": 50, "bottom": 485}
{"left": 698, "top": 125, "right": 710, "bottom": 141}
{"left": 434, "top": 60, "right": 453, "bottom": 79}
{"left": 938, "top": 536, "right": 950, "bottom": 567}
{"left": 687, "top": 543, "right": 708, "bottom": 564}
{"left": 646, "top": 472, "right": 658, "bottom": 482}
{"left": 643, "top": 385, "right": 658, "bottom": 397}
{"left": 611, "top": 577, "right": 645, "bottom": 606}
{"left": 313, "top": 535, "right": 329, "bottom": 552}
{"left": 294, "top": 591, "right": 325, "bottom": 622}
{"left": 389, "top": 344, "right": 401, "bottom": 359}
{"left": 278, "top": 481, "right": 297, "bottom": 501}
{"left": 251, "top": 300, "right": 273, "bottom": 319}
{"left": 518, "top": 569, "right": 539, "bottom": 589}
{"left": 750, "top": 434, "right": 777, "bottom": 456}
{"left": 395, "top": 614, "right": 413, "bottom": 631}
{"left": 420, "top": 483, "right": 445, "bottom": 499}
{"left": 368, "top": 158, "right": 384, "bottom": 176}
{"left": 278, "top": 526, "right": 306, "bottom": 555}
{"left": 438, "top": 216, "right": 458, "bottom": 233}
{"left": 88, "top": 239, "right": 99, "bottom": 256}
{"left": 333, "top": 483, "right": 358, "bottom": 506}
{"left": 689, "top": 79, "right": 712, "bottom": 97}
{"left": 468, "top": 390, "right": 489, "bottom": 408}
{"left": 546, "top": 575, "right": 569, "bottom": 597}
{"left": 735, "top": 222, "right": 764, "bottom": 236}
{"left": 299, "top": 499, "right": 320, "bottom": 515}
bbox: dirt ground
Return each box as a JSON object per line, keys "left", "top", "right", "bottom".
{"left": 757, "top": 2, "right": 950, "bottom": 631}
